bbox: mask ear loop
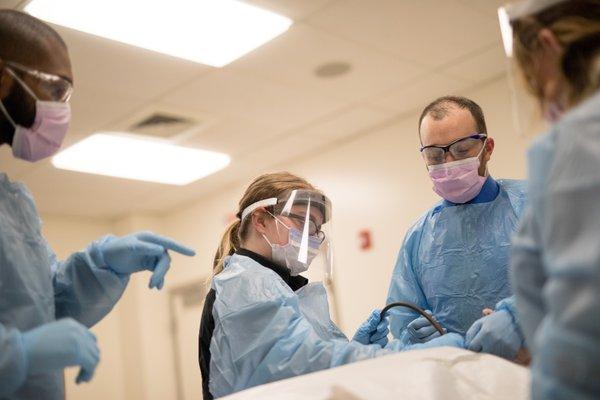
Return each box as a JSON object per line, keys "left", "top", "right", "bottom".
{"left": 266, "top": 210, "right": 291, "bottom": 244}
{"left": 6, "top": 67, "right": 38, "bottom": 100}
{"left": 0, "top": 68, "right": 17, "bottom": 127}
{"left": 0, "top": 67, "right": 39, "bottom": 129}
{"left": 478, "top": 138, "right": 489, "bottom": 177}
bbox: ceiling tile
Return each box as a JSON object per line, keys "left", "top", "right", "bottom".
{"left": 0, "top": 0, "right": 22, "bottom": 8}
{"left": 68, "top": 82, "right": 150, "bottom": 135}
{"left": 457, "top": 0, "right": 507, "bottom": 18}
{"left": 181, "top": 117, "right": 284, "bottom": 156}
{"left": 308, "top": 0, "right": 500, "bottom": 69}
{"left": 229, "top": 23, "right": 422, "bottom": 104}
{"left": 368, "top": 72, "right": 470, "bottom": 116}
{"left": 294, "top": 105, "right": 389, "bottom": 143}
{"left": 162, "top": 69, "right": 345, "bottom": 131}
{"left": 242, "top": 0, "right": 334, "bottom": 20}
{"left": 442, "top": 44, "right": 507, "bottom": 84}
{"left": 57, "top": 26, "right": 211, "bottom": 100}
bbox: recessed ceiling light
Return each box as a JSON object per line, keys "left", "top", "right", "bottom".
{"left": 25, "top": 0, "right": 292, "bottom": 67}
{"left": 52, "top": 133, "right": 230, "bottom": 185}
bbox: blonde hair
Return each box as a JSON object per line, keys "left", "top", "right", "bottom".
{"left": 512, "top": 0, "right": 600, "bottom": 107}
{"left": 212, "top": 172, "right": 316, "bottom": 276}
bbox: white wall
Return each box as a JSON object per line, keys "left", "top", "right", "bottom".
{"left": 40, "top": 75, "right": 540, "bottom": 399}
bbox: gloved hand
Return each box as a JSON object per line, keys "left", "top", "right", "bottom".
{"left": 352, "top": 309, "right": 389, "bottom": 347}
{"left": 406, "top": 310, "right": 446, "bottom": 343}
{"left": 100, "top": 231, "right": 196, "bottom": 289}
{"left": 465, "top": 309, "right": 523, "bottom": 359}
{"left": 406, "top": 332, "right": 465, "bottom": 350}
{"left": 22, "top": 318, "right": 99, "bottom": 384}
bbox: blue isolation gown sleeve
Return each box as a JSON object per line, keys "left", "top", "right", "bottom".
{"left": 386, "top": 218, "right": 430, "bottom": 345}
{"left": 494, "top": 296, "right": 524, "bottom": 341}
{"left": 51, "top": 236, "right": 129, "bottom": 328}
{"left": 512, "top": 97, "right": 600, "bottom": 399}
{"left": 208, "top": 257, "right": 393, "bottom": 398}
{"left": 511, "top": 132, "right": 551, "bottom": 349}
{"left": 511, "top": 206, "right": 547, "bottom": 349}
{"left": 0, "top": 324, "right": 27, "bottom": 396}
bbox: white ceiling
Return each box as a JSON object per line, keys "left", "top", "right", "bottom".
{"left": 0, "top": 0, "right": 507, "bottom": 219}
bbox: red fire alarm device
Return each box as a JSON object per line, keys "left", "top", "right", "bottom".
{"left": 359, "top": 229, "right": 372, "bottom": 251}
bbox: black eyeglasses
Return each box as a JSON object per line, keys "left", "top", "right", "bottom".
{"left": 420, "top": 133, "right": 487, "bottom": 166}
{"left": 286, "top": 212, "right": 325, "bottom": 242}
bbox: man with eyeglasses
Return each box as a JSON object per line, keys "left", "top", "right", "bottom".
{"left": 385, "top": 96, "right": 528, "bottom": 361}
{"left": 0, "top": 10, "right": 196, "bottom": 400}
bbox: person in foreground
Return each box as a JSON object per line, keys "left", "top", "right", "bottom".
{"left": 501, "top": 0, "right": 600, "bottom": 398}
{"left": 0, "top": 11, "right": 195, "bottom": 399}
{"left": 198, "top": 172, "right": 463, "bottom": 399}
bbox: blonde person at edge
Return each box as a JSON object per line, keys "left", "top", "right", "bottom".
{"left": 502, "top": 0, "right": 600, "bottom": 399}
{"left": 198, "top": 172, "right": 464, "bottom": 399}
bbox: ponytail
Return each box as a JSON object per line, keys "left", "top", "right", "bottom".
{"left": 211, "top": 171, "right": 316, "bottom": 278}
{"left": 212, "top": 218, "right": 241, "bottom": 276}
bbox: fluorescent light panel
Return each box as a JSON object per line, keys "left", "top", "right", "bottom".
{"left": 52, "top": 133, "right": 230, "bottom": 185}
{"left": 25, "top": 0, "right": 292, "bottom": 67}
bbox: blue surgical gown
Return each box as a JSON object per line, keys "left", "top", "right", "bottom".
{"left": 208, "top": 253, "right": 460, "bottom": 398}
{"left": 511, "top": 90, "right": 600, "bottom": 399}
{"left": 386, "top": 178, "right": 526, "bottom": 345}
{"left": 0, "top": 174, "right": 128, "bottom": 399}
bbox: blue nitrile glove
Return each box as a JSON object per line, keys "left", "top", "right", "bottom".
{"left": 352, "top": 309, "right": 390, "bottom": 347}
{"left": 406, "top": 310, "right": 446, "bottom": 343}
{"left": 100, "top": 231, "right": 196, "bottom": 289}
{"left": 465, "top": 309, "right": 523, "bottom": 359}
{"left": 389, "top": 332, "right": 465, "bottom": 351}
{"left": 409, "top": 332, "right": 465, "bottom": 350}
{"left": 22, "top": 318, "right": 100, "bottom": 384}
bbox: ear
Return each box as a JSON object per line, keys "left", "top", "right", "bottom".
{"left": 483, "top": 137, "right": 495, "bottom": 162}
{"left": 538, "top": 28, "right": 563, "bottom": 56}
{"left": 250, "top": 209, "right": 270, "bottom": 235}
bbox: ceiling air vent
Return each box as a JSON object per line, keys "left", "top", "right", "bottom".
{"left": 127, "top": 112, "right": 202, "bottom": 140}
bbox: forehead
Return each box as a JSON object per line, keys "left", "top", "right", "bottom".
{"left": 420, "top": 107, "right": 478, "bottom": 147}
{"left": 11, "top": 37, "right": 73, "bottom": 82}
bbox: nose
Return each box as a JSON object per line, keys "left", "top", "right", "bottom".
{"left": 444, "top": 151, "right": 456, "bottom": 163}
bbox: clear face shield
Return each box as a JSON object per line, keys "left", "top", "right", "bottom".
{"left": 273, "top": 189, "right": 333, "bottom": 283}
{"left": 498, "top": 4, "right": 547, "bottom": 138}
{"left": 498, "top": 0, "right": 567, "bottom": 137}
{"left": 243, "top": 189, "right": 333, "bottom": 282}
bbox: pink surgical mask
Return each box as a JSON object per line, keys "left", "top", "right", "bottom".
{"left": 428, "top": 144, "right": 487, "bottom": 204}
{"left": 0, "top": 68, "right": 70, "bottom": 162}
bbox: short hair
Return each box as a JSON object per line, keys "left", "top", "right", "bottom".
{"left": 0, "top": 10, "right": 67, "bottom": 65}
{"left": 418, "top": 96, "right": 487, "bottom": 137}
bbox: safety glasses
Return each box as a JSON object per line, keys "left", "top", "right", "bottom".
{"left": 420, "top": 133, "right": 487, "bottom": 166}
{"left": 5, "top": 61, "right": 73, "bottom": 102}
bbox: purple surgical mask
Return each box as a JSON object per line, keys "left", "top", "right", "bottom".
{"left": 428, "top": 144, "right": 487, "bottom": 204}
{"left": 0, "top": 68, "right": 70, "bottom": 162}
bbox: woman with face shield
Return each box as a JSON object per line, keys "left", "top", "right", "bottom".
{"left": 499, "top": 0, "right": 600, "bottom": 398}
{"left": 198, "top": 172, "right": 463, "bottom": 399}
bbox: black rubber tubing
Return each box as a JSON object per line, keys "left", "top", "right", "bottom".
{"left": 380, "top": 302, "right": 445, "bottom": 336}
